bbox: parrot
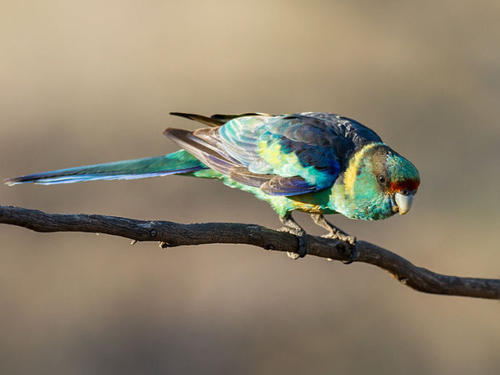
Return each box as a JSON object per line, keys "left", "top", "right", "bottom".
{"left": 5, "top": 112, "right": 420, "bottom": 260}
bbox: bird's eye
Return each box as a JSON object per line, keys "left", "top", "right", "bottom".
{"left": 377, "top": 175, "right": 386, "bottom": 184}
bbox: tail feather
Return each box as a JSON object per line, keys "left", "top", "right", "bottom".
{"left": 5, "top": 150, "right": 205, "bottom": 186}
{"left": 170, "top": 112, "right": 273, "bottom": 127}
{"left": 170, "top": 112, "right": 225, "bottom": 127}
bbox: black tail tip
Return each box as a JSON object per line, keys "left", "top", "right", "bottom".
{"left": 163, "top": 127, "right": 173, "bottom": 136}
{"left": 4, "top": 177, "right": 23, "bottom": 186}
{"left": 163, "top": 127, "right": 192, "bottom": 139}
{"left": 169, "top": 112, "right": 193, "bottom": 119}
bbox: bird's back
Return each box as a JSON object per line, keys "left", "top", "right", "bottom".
{"left": 215, "top": 112, "right": 383, "bottom": 171}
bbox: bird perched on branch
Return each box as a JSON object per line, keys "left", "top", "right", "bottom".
{"left": 5, "top": 112, "right": 420, "bottom": 259}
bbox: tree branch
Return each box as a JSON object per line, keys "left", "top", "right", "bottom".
{"left": 1, "top": 205, "right": 499, "bottom": 300}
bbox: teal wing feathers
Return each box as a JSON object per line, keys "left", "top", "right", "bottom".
{"left": 216, "top": 115, "right": 341, "bottom": 192}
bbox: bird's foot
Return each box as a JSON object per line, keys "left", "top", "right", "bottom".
{"left": 339, "top": 242, "right": 358, "bottom": 264}
{"left": 310, "top": 213, "right": 357, "bottom": 264}
{"left": 311, "top": 213, "right": 355, "bottom": 245}
{"left": 277, "top": 226, "right": 307, "bottom": 260}
{"left": 322, "top": 232, "right": 357, "bottom": 264}
{"left": 321, "top": 231, "right": 356, "bottom": 246}
{"left": 278, "top": 213, "right": 308, "bottom": 260}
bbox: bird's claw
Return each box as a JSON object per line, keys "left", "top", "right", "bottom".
{"left": 340, "top": 243, "right": 358, "bottom": 264}
{"left": 286, "top": 235, "right": 307, "bottom": 260}
{"left": 158, "top": 241, "right": 169, "bottom": 249}
{"left": 311, "top": 213, "right": 356, "bottom": 253}
{"left": 277, "top": 227, "right": 307, "bottom": 260}
{"left": 321, "top": 232, "right": 357, "bottom": 264}
{"left": 321, "top": 232, "right": 356, "bottom": 246}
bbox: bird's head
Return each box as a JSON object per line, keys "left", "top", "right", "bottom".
{"left": 336, "top": 143, "right": 420, "bottom": 220}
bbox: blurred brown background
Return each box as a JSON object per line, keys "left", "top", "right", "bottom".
{"left": 1, "top": 1, "right": 499, "bottom": 374}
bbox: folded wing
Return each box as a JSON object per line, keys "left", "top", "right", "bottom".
{"left": 165, "top": 114, "right": 350, "bottom": 196}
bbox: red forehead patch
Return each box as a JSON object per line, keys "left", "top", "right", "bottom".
{"left": 390, "top": 179, "right": 420, "bottom": 193}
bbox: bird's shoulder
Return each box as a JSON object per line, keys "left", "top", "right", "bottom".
{"left": 284, "top": 112, "right": 382, "bottom": 150}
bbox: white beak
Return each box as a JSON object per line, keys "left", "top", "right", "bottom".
{"left": 395, "top": 192, "right": 414, "bottom": 215}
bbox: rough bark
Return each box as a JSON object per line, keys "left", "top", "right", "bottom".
{"left": 1, "top": 205, "right": 499, "bottom": 299}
